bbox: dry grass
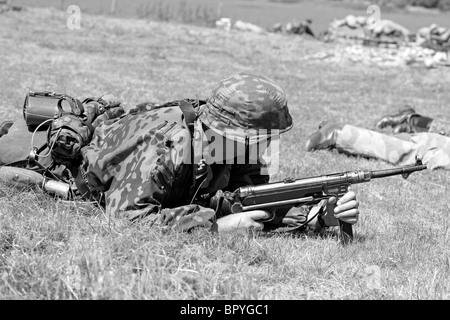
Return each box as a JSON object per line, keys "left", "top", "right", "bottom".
{"left": 1, "top": 6, "right": 450, "bottom": 301}
{"left": 12, "top": 0, "right": 450, "bottom": 32}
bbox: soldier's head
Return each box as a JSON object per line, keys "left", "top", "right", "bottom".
{"left": 197, "top": 72, "right": 293, "bottom": 165}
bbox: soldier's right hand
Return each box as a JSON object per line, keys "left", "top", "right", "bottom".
{"left": 327, "top": 191, "right": 360, "bottom": 225}
{"left": 212, "top": 210, "right": 271, "bottom": 235}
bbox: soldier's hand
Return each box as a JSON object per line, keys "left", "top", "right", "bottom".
{"left": 213, "top": 210, "right": 271, "bottom": 234}
{"left": 327, "top": 191, "right": 360, "bottom": 225}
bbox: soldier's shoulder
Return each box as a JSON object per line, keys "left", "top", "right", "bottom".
{"left": 129, "top": 103, "right": 184, "bottom": 117}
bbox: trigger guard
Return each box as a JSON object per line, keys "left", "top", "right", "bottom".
{"left": 259, "top": 210, "right": 276, "bottom": 223}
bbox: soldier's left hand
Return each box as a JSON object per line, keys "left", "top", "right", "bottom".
{"left": 212, "top": 210, "right": 271, "bottom": 234}
{"left": 328, "top": 190, "right": 360, "bottom": 225}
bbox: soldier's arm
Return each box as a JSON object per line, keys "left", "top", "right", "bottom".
{"left": 80, "top": 112, "right": 217, "bottom": 231}
{"left": 92, "top": 159, "right": 217, "bottom": 232}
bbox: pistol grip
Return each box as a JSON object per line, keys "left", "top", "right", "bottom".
{"left": 339, "top": 220, "right": 353, "bottom": 245}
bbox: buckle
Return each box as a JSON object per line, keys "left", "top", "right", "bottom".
{"left": 195, "top": 159, "right": 207, "bottom": 179}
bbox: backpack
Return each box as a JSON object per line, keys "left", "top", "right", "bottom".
{"left": 74, "top": 98, "right": 209, "bottom": 205}
{"left": 0, "top": 91, "right": 125, "bottom": 197}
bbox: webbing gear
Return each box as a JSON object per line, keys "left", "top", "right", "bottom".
{"left": 47, "top": 95, "right": 94, "bottom": 168}
{"left": 174, "top": 100, "right": 216, "bottom": 202}
{"left": 136, "top": 99, "right": 213, "bottom": 203}
{"left": 179, "top": 99, "right": 198, "bottom": 132}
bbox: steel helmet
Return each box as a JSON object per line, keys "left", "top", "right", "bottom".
{"left": 197, "top": 72, "right": 293, "bottom": 141}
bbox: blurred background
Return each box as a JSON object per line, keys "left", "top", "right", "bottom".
{"left": 11, "top": 0, "right": 450, "bottom": 31}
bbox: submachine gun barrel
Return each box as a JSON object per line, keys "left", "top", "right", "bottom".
{"left": 231, "top": 158, "right": 427, "bottom": 244}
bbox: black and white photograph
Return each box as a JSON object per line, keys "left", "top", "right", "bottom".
{"left": 0, "top": 0, "right": 449, "bottom": 304}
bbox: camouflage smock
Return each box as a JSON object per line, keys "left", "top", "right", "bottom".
{"left": 80, "top": 100, "right": 316, "bottom": 232}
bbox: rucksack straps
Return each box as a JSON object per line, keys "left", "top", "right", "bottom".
{"left": 178, "top": 100, "right": 197, "bottom": 131}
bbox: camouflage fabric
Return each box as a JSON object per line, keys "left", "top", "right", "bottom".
{"left": 81, "top": 103, "right": 238, "bottom": 227}
{"left": 80, "top": 100, "right": 317, "bottom": 232}
{"left": 198, "top": 72, "right": 293, "bottom": 141}
{"left": 49, "top": 113, "right": 93, "bottom": 166}
{"left": 77, "top": 74, "right": 326, "bottom": 232}
{"left": 81, "top": 103, "right": 204, "bottom": 224}
{"left": 49, "top": 96, "right": 125, "bottom": 168}
{"left": 336, "top": 124, "right": 450, "bottom": 170}
{"left": 429, "top": 118, "right": 450, "bottom": 137}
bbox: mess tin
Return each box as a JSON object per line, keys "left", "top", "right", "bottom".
{"left": 23, "top": 91, "right": 83, "bottom": 130}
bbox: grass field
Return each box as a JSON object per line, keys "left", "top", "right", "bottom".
{"left": 12, "top": 0, "right": 450, "bottom": 31}
{"left": 1, "top": 4, "right": 450, "bottom": 301}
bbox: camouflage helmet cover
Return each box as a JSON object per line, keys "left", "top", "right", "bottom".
{"left": 198, "top": 73, "right": 293, "bottom": 140}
